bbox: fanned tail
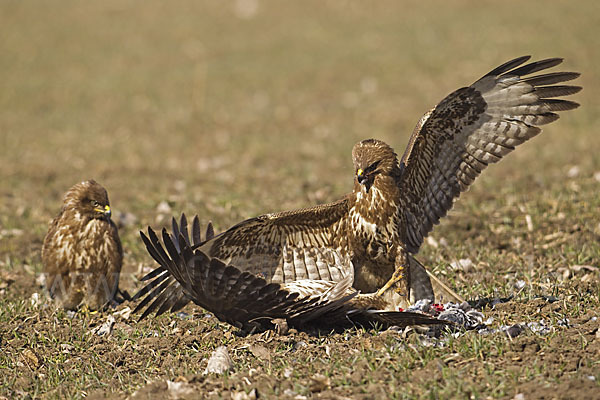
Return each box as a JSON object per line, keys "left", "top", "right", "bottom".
{"left": 132, "top": 214, "right": 214, "bottom": 319}
{"left": 132, "top": 215, "right": 451, "bottom": 331}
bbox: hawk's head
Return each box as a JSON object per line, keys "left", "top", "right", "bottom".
{"left": 352, "top": 139, "right": 399, "bottom": 193}
{"left": 62, "top": 180, "right": 112, "bottom": 221}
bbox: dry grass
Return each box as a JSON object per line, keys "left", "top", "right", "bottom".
{"left": 0, "top": 1, "right": 599, "bottom": 398}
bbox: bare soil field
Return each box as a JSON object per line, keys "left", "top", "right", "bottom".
{"left": 1, "top": 1, "right": 599, "bottom": 398}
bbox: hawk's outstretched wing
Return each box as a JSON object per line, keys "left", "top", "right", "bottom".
{"left": 200, "top": 197, "right": 352, "bottom": 283}
{"left": 133, "top": 223, "right": 449, "bottom": 331}
{"left": 398, "top": 56, "right": 581, "bottom": 252}
{"left": 133, "top": 199, "right": 354, "bottom": 318}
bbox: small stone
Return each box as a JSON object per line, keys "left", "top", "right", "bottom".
{"left": 156, "top": 201, "right": 172, "bottom": 214}
{"left": 309, "top": 374, "right": 330, "bottom": 393}
{"left": 204, "top": 346, "right": 233, "bottom": 375}
{"left": 426, "top": 236, "right": 439, "bottom": 248}
{"left": 293, "top": 341, "right": 308, "bottom": 351}
{"left": 567, "top": 165, "right": 580, "bottom": 178}
{"left": 450, "top": 258, "right": 474, "bottom": 272}
{"left": 167, "top": 380, "right": 194, "bottom": 398}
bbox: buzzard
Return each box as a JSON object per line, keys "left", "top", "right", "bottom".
{"left": 135, "top": 215, "right": 449, "bottom": 331}
{"left": 134, "top": 56, "right": 580, "bottom": 323}
{"left": 42, "top": 180, "right": 123, "bottom": 310}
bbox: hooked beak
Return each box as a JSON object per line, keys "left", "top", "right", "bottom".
{"left": 95, "top": 205, "right": 112, "bottom": 219}
{"left": 356, "top": 169, "right": 372, "bottom": 192}
{"left": 357, "top": 168, "right": 366, "bottom": 184}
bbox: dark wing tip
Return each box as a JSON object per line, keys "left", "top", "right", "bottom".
{"left": 483, "top": 55, "right": 531, "bottom": 78}
{"left": 506, "top": 57, "right": 564, "bottom": 77}
{"left": 538, "top": 98, "right": 580, "bottom": 112}
{"left": 524, "top": 71, "right": 580, "bottom": 86}
{"left": 205, "top": 221, "right": 215, "bottom": 241}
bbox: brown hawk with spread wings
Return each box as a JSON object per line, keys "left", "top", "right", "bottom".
{"left": 134, "top": 215, "right": 449, "bottom": 331}
{"left": 134, "top": 56, "right": 580, "bottom": 325}
{"left": 42, "top": 180, "right": 123, "bottom": 310}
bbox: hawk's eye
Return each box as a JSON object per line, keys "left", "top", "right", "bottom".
{"left": 363, "top": 160, "right": 381, "bottom": 175}
{"left": 91, "top": 200, "right": 100, "bottom": 207}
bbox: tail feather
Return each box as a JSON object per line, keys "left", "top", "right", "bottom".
{"left": 133, "top": 216, "right": 451, "bottom": 331}
{"left": 133, "top": 214, "right": 215, "bottom": 319}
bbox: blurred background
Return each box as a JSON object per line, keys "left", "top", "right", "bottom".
{"left": 0, "top": 0, "right": 598, "bottom": 275}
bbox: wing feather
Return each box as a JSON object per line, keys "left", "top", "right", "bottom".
{"left": 133, "top": 226, "right": 449, "bottom": 331}
{"left": 198, "top": 198, "right": 351, "bottom": 283}
{"left": 399, "top": 56, "right": 581, "bottom": 252}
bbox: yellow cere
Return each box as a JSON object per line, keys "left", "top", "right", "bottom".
{"left": 357, "top": 168, "right": 363, "bottom": 176}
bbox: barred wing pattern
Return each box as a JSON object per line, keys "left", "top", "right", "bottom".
{"left": 199, "top": 198, "right": 352, "bottom": 283}
{"left": 133, "top": 198, "right": 354, "bottom": 319}
{"left": 399, "top": 56, "right": 581, "bottom": 252}
{"left": 134, "top": 219, "right": 449, "bottom": 331}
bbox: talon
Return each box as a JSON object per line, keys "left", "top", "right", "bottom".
{"left": 394, "top": 285, "right": 406, "bottom": 295}
{"left": 376, "top": 281, "right": 394, "bottom": 297}
{"left": 376, "top": 267, "right": 405, "bottom": 297}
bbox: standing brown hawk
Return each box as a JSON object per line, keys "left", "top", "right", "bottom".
{"left": 42, "top": 180, "right": 123, "bottom": 310}
{"left": 134, "top": 56, "right": 580, "bottom": 324}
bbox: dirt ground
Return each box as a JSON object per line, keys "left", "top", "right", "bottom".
{"left": 1, "top": 1, "right": 599, "bottom": 399}
{"left": 2, "top": 279, "right": 599, "bottom": 399}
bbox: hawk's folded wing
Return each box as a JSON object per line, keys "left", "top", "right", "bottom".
{"left": 398, "top": 56, "right": 581, "bottom": 253}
